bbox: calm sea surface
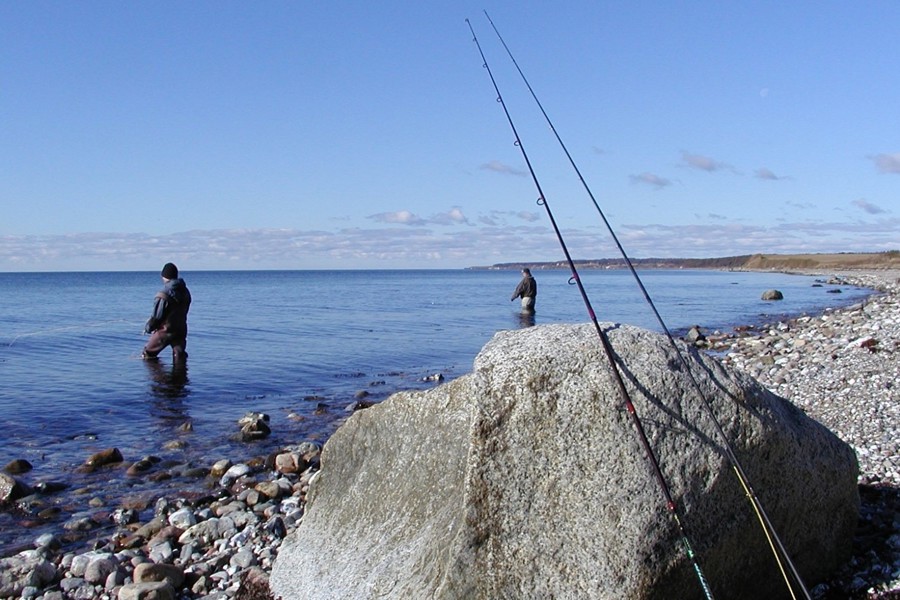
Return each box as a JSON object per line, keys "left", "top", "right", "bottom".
{"left": 0, "top": 269, "right": 873, "bottom": 555}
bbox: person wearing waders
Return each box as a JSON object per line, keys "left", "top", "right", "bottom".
{"left": 142, "top": 262, "right": 192, "bottom": 362}
{"left": 510, "top": 267, "right": 537, "bottom": 314}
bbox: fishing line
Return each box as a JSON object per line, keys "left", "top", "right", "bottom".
{"left": 5, "top": 319, "right": 144, "bottom": 348}
{"left": 466, "top": 19, "right": 716, "bottom": 600}
{"left": 481, "top": 11, "right": 810, "bottom": 599}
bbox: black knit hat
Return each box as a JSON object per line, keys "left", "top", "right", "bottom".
{"left": 161, "top": 263, "right": 179, "bottom": 279}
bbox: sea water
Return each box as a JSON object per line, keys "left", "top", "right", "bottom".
{"left": 0, "top": 269, "right": 872, "bottom": 555}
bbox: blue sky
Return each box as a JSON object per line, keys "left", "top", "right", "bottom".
{"left": 1, "top": 2, "right": 897, "bottom": 271}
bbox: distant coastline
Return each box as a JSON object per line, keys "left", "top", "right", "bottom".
{"left": 467, "top": 251, "right": 900, "bottom": 272}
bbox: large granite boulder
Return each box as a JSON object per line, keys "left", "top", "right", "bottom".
{"left": 270, "top": 323, "right": 859, "bottom": 600}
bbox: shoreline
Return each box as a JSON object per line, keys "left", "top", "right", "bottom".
{"left": 1, "top": 270, "right": 898, "bottom": 598}
{"left": 710, "top": 269, "right": 900, "bottom": 598}
{"left": 713, "top": 269, "right": 897, "bottom": 486}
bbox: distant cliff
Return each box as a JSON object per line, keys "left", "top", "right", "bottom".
{"left": 469, "top": 251, "right": 900, "bottom": 272}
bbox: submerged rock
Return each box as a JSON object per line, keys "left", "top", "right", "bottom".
{"left": 270, "top": 322, "right": 859, "bottom": 600}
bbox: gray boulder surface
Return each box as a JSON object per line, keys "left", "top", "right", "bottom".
{"left": 270, "top": 323, "right": 859, "bottom": 600}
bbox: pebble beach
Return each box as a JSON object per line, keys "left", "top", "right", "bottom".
{"left": 714, "top": 270, "right": 900, "bottom": 599}
{"left": 1, "top": 270, "right": 898, "bottom": 600}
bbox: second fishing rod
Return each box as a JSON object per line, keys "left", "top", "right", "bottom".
{"left": 466, "top": 18, "right": 716, "bottom": 600}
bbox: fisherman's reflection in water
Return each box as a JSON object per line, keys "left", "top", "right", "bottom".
{"left": 517, "top": 311, "right": 536, "bottom": 328}
{"left": 144, "top": 359, "right": 191, "bottom": 427}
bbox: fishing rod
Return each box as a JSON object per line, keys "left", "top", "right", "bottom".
{"left": 466, "top": 18, "right": 716, "bottom": 600}
{"left": 481, "top": 11, "right": 811, "bottom": 600}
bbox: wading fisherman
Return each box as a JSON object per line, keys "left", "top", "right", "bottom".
{"left": 142, "top": 262, "right": 192, "bottom": 362}
{"left": 510, "top": 267, "right": 537, "bottom": 313}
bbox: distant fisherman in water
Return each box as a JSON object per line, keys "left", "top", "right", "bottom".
{"left": 142, "top": 262, "right": 192, "bottom": 362}
{"left": 510, "top": 267, "right": 537, "bottom": 314}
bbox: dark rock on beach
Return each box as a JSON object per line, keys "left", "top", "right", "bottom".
{"left": 78, "top": 448, "right": 124, "bottom": 473}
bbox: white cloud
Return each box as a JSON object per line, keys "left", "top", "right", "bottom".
{"left": 870, "top": 153, "right": 900, "bottom": 174}
{"left": 367, "top": 211, "right": 427, "bottom": 226}
{"left": 3, "top": 215, "right": 897, "bottom": 272}
{"left": 431, "top": 207, "right": 470, "bottom": 226}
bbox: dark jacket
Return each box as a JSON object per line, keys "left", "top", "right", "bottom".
{"left": 511, "top": 275, "right": 537, "bottom": 300}
{"left": 145, "top": 278, "right": 191, "bottom": 335}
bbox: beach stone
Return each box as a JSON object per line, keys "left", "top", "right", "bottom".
{"left": 220, "top": 463, "right": 252, "bottom": 487}
{"left": 0, "top": 551, "right": 57, "bottom": 598}
{"left": 147, "top": 525, "right": 183, "bottom": 549}
{"left": 255, "top": 480, "right": 284, "bottom": 500}
{"left": 761, "top": 289, "right": 784, "bottom": 300}
{"left": 83, "top": 552, "right": 118, "bottom": 584}
{"left": 84, "top": 447, "right": 124, "bottom": 468}
{"left": 127, "top": 459, "right": 154, "bottom": 476}
{"left": 178, "top": 517, "right": 236, "bottom": 547}
{"left": 148, "top": 541, "right": 175, "bottom": 563}
{"left": 4, "top": 458, "right": 33, "bottom": 474}
{"left": 238, "top": 412, "right": 271, "bottom": 441}
{"left": 58, "top": 577, "right": 86, "bottom": 593}
{"left": 134, "top": 515, "right": 166, "bottom": 539}
{"left": 684, "top": 325, "right": 706, "bottom": 345}
{"left": 274, "top": 452, "right": 306, "bottom": 475}
{"left": 0, "top": 471, "right": 30, "bottom": 504}
{"left": 168, "top": 507, "right": 197, "bottom": 529}
{"left": 32, "top": 480, "right": 67, "bottom": 495}
{"left": 118, "top": 580, "right": 176, "bottom": 600}
{"left": 210, "top": 459, "right": 232, "bottom": 477}
{"left": 34, "top": 533, "right": 61, "bottom": 551}
{"left": 63, "top": 516, "right": 97, "bottom": 532}
{"left": 133, "top": 562, "right": 185, "bottom": 587}
{"left": 270, "top": 322, "right": 859, "bottom": 600}
{"left": 230, "top": 547, "right": 257, "bottom": 569}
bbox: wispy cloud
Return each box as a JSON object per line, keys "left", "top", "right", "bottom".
{"left": 480, "top": 160, "right": 527, "bottom": 177}
{"left": 754, "top": 167, "right": 790, "bottom": 181}
{"left": 478, "top": 210, "right": 541, "bottom": 227}
{"left": 852, "top": 198, "right": 887, "bottom": 215}
{"left": 3, "top": 215, "right": 897, "bottom": 272}
{"left": 430, "top": 207, "right": 471, "bottom": 226}
{"left": 870, "top": 153, "right": 900, "bottom": 174}
{"left": 369, "top": 207, "right": 473, "bottom": 227}
{"left": 367, "top": 210, "right": 427, "bottom": 226}
{"left": 787, "top": 200, "right": 816, "bottom": 210}
{"left": 629, "top": 172, "right": 672, "bottom": 189}
{"left": 681, "top": 152, "right": 732, "bottom": 173}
